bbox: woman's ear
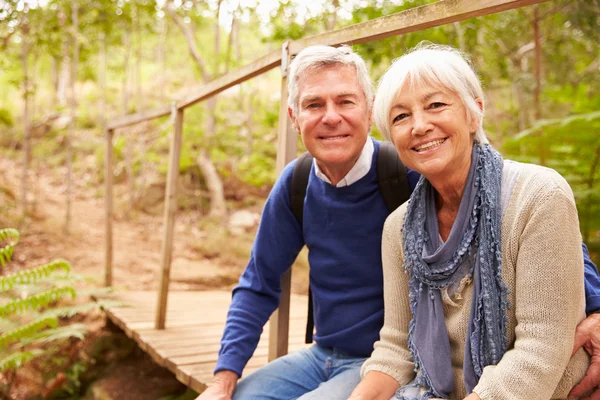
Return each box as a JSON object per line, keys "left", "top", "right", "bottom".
{"left": 469, "top": 98, "right": 484, "bottom": 133}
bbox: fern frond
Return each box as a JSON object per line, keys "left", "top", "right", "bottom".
{"left": 0, "top": 228, "right": 19, "bottom": 267}
{"left": 0, "top": 260, "right": 71, "bottom": 292}
{"left": 18, "top": 323, "right": 87, "bottom": 347}
{"left": 0, "top": 349, "right": 44, "bottom": 372}
{"left": 0, "top": 286, "right": 77, "bottom": 317}
{"left": 40, "top": 300, "right": 127, "bottom": 319}
{"left": 0, "top": 316, "right": 58, "bottom": 349}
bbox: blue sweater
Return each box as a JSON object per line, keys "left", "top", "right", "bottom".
{"left": 215, "top": 139, "right": 600, "bottom": 377}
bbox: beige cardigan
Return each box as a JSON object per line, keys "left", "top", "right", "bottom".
{"left": 362, "top": 161, "right": 589, "bottom": 400}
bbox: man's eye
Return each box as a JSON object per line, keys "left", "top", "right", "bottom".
{"left": 392, "top": 113, "right": 408, "bottom": 123}
{"left": 307, "top": 103, "right": 320, "bottom": 109}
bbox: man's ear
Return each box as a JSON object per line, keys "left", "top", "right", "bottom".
{"left": 288, "top": 107, "right": 300, "bottom": 134}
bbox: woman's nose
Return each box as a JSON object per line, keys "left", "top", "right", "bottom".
{"left": 411, "top": 111, "right": 432, "bottom": 136}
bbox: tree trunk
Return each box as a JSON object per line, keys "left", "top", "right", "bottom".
{"left": 135, "top": 5, "right": 143, "bottom": 112}
{"left": 202, "top": 96, "right": 226, "bottom": 217}
{"left": 20, "top": 20, "right": 31, "bottom": 219}
{"left": 58, "top": 8, "right": 69, "bottom": 108}
{"left": 157, "top": 15, "right": 167, "bottom": 102}
{"left": 582, "top": 146, "right": 600, "bottom": 243}
{"left": 532, "top": 6, "right": 545, "bottom": 166}
{"left": 122, "top": 29, "right": 135, "bottom": 210}
{"left": 246, "top": 92, "right": 254, "bottom": 158}
{"left": 167, "top": 0, "right": 226, "bottom": 220}
{"left": 65, "top": 0, "right": 79, "bottom": 234}
{"left": 99, "top": 31, "right": 106, "bottom": 132}
{"left": 197, "top": 149, "right": 226, "bottom": 218}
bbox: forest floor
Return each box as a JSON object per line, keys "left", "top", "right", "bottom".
{"left": 0, "top": 156, "right": 309, "bottom": 399}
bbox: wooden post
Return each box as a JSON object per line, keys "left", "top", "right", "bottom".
{"left": 104, "top": 128, "right": 114, "bottom": 287}
{"left": 156, "top": 103, "right": 184, "bottom": 329}
{"left": 268, "top": 42, "right": 297, "bottom": 361}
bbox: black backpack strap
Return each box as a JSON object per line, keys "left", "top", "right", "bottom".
{"left": 377, "top": 141, "right": 411, "bottom": 211}
{"left": 290, "top": 152, "right": 315, "bottom": 344}
{"left": 290, "top": 152, "right": 313, "bottom": 228}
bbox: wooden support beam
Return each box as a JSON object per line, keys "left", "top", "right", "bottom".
{"left": 177, "top": 49, "right": 281, "bottom": 110}
{"left": 289, "top": 0, "right": 548, "bottom": 54}
{"left": 156, "top": 103, "right": 184, "bottom": 330}
{"left": 268, "top": 42, "right": 297, "bottom": 361}
{"left": 107, "top": 105, "right": 171, "bottom": 131}
{"left": 104, "top": 128, "right": 114, "bottom": 287}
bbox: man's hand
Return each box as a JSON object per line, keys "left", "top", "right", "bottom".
{"left": 195, "top": 370, "right": 238, "bottom": 400}
{"left": 569, "top": 313, "right": 600, "bottom": 400}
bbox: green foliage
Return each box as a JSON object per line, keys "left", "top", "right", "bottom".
{"left": 0, "top": 286, "right": 77, "bottom": 318}
{"left": 0, "top": 228, "right": 19, "bottom": 267}
{"left": 0, "top": 227, "right": 119, "bottom": 383}
{"left": 0, "top": 259, "right": 70, "bottom": 291}
{"left": 0, "top": 317, "right": 58, "bottom": 349}
{"left": 0, "top": 108, "right": 14, "bottom": 127}
{"left": 0, "top": 349, "right": 44, "bottom": 372}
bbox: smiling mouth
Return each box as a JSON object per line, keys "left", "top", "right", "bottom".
{"left": 320, "top": 134, "right": 349, "bottom": 141}
{"left": 413, "top": 138, "right": 447, "bottom": 152}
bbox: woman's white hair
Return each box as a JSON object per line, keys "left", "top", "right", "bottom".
{"left": 287, "top": 45, "right": 373, "bottom": 116}
{"left": 373, "top": 43, "right": 488, "bottom": 144}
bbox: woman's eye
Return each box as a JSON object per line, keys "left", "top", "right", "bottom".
{"left": 429, "top": 102, "right": 447, "bottom": 109}
{"left": 341, "top": 99, "right": 354, "bottom": 105}
{"left": 392, "top": 113, "right": 408, "bottom": 123}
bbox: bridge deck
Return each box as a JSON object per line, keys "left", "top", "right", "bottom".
{"left": 102, "top": 290, "right": 309, "bottom": 393}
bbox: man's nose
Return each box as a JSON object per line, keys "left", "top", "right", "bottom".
{"left": 322, "top": 104, "right": 342, "bottom": 125}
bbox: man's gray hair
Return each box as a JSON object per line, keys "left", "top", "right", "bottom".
{"left": 287, "top": 45, "right": 373, "bottom": 116}
{"left": 374, "top": 43, "right": 488, "bottom": 144}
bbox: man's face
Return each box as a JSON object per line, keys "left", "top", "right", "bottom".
{"left": 289, "top": 65, "right": 372, "bottom": 182}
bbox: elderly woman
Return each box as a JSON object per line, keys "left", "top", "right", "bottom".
{"left": 348, "top": 44, "right": 589, "bottom": 400}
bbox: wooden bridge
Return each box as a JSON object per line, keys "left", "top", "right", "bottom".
{"left": 101, "top": 0, "right": 550, "bottom": 393}
{"left": 103, "top": 290, "right": 309, "bottom": 393}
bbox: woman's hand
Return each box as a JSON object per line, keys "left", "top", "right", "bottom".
{"left": 463, "top": 393, "right": 481, "bottom": 400}
{"left": 347, "top": 371, "right": 400, "bottom": 400}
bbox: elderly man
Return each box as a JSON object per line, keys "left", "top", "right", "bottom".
{"left": 196, "top": 45, "right": 600, "bottom": 400}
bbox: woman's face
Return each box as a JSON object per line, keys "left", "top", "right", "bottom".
{"left": 388, "top": 82, "right": 479, "bottom": 183}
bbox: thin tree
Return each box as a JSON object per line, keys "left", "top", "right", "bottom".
{"left": 165, "top": 0, "right": 227, "bottom": 219}
{"left": 65, "top": 0, "right": 79, "bottom": 234}
{"left": 20, "top": 2, "right": 31, "bottom": 220}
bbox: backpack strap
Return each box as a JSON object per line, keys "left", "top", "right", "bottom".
{"left": 290, "top": 152, "right": 313, "bottom": 228}
{"left": 377, "top": 141, "right": 411, "bottom": 211}
{"left": 290, "top": 152, "right": 315, "bottom": 343}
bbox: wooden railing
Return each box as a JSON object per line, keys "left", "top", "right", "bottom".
{"left": 104, "top": 0, "right": 548, "bottom": 363}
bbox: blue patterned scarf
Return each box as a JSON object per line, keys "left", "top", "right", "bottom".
{"left": 398, "top": 143, "right": 508, "bottom": 399}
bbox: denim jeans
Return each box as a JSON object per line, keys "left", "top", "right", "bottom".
{"left": 232, "top": 344, "right": 367, "bottom": 400}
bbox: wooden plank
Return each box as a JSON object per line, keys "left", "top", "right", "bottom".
{"left": 177, "top": 49, "right": 281, "bottom": 110}
{"left": 289, "top": 0, "right": 549, "bottom": 54}
{"left": 104, "top": 128, "right": 114, "bottom": 287}
{"left": 107, "top": 105, "right": 171, "bottom": 130}
{"left": 156, "top": 105, "right": 184, "bottom": 329}
{"left": 268, "top": 42, "right": 297, "bottom": 362}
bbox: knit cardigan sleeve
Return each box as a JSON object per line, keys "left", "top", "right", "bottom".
{"left": 473, "top": 166, "right": 586, "bottom": 400}
{"left": 361, "top": 203, "right": 415, "bottom": 384}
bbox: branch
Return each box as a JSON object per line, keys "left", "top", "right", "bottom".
{"left": 1, "top": 30, "right": 17, "bottom": 50}
{"left": 165, "top": 0, "right": 211, "bottom": 82}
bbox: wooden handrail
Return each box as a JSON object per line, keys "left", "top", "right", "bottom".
{"left": 177, "top": 49, "right": 282, "bottom": 110}
{"left": 289, "top": 0, "right": 547, "bottom": 53}
{"left": 107, "top": 105, "right": 171, "bottom": 130}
